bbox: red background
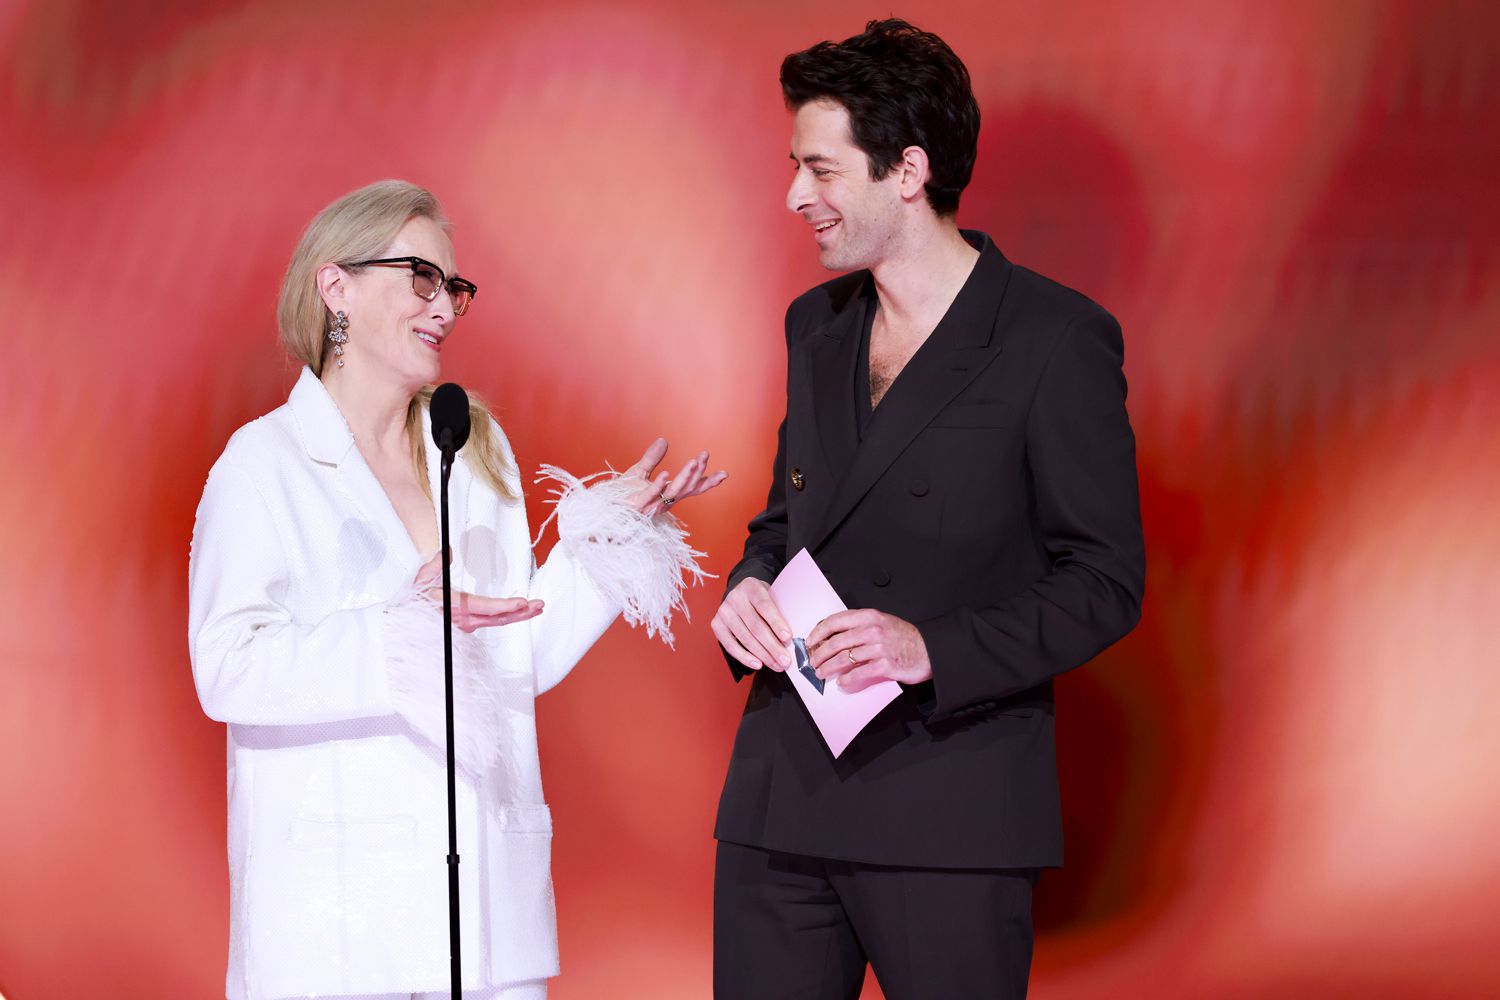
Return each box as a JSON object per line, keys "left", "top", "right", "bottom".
{"left": 3, "top": 1, "right": 1498, "bottom": 997}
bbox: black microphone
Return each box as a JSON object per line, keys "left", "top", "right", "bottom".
{"left": 430, "top": 382, "right": 471, "bottom": 456}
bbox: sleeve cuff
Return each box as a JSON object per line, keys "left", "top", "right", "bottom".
{"left": 383, "top": 578, "right": 506, "bottom": 777}
{"left": 536, "top": 465, "right": 711, "bottom": 648}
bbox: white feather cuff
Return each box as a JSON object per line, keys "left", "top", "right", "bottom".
{"left": 383, "top": 580, "right": 504, "bottom": 778}
{"left": 534, "top": 465, "right": 710, "bottom": 647}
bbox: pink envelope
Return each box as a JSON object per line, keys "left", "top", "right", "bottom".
{"left": 769, "top": 549, "right": 904, "bottom": 757}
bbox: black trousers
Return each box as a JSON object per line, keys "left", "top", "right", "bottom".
{"left": 713, "top": 841, "right": 1037, "bottom": 1000}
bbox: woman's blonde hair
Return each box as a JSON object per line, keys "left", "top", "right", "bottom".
{"left": 276, "top": 179, "right": 517, "bottom": 501}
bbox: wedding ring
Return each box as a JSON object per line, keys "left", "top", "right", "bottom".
{"left": 846, "top": 648, "right": 857, "bottom": 664}
{"left": 662, "top": 496, "right": 676, "bottom": 506}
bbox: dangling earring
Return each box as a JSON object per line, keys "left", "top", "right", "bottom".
{"left": 327, "top": 310, "right": 350, "bottom": 368}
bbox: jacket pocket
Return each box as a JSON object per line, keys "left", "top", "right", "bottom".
{"left": 496, "top": 801, "right": 554, "bottom": 834}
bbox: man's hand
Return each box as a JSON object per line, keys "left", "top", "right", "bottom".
{"left": 712, "top": 578, "right": 793, "bottom": 672}
{"left": 807, "top": 609, "right": 932, "bottom": 692}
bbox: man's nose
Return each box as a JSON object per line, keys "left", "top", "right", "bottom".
{"left": 786, "top": 170, "right": 813, "bottom": 215}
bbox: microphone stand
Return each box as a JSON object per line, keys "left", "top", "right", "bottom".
{"left": 438, "top": 436, "right": 462, "bottom": 1000}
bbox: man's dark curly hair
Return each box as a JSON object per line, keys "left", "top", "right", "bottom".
{"left": 780, "top": 18, "right": 980, "bottom": 217}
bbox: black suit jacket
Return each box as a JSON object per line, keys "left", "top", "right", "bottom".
{"left": 713, "top": 233, "right": 1145, "bottom": 869}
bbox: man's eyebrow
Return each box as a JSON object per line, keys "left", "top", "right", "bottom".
{"left": 789, "top": 152, "right": 835, "bottom": 165}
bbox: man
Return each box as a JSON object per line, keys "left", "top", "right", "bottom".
{"left": 709, "top": 19, "right": 1146, "bottom": 999}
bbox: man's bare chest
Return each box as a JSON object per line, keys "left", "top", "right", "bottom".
{"left": 869, "top": 323, "right": 929, "bottom": 409}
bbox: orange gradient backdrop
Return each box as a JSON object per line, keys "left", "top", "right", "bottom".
{"left": 3, "top": 1, "right": 1499, "bottom": 997}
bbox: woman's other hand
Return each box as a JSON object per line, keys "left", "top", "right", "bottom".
{"left": 623, "top": 438, "right": 728, "bottom": 517}
{"left": 412, "top": 554, "right": 543, "bottom": 632}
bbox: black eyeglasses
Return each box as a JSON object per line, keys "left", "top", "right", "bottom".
{"left": 347, "top": 256, "right": 478, "bottom": 316}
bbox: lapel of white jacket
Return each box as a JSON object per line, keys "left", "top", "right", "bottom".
{"left": 286, "top": 366, "right": 426, "bottom": 568}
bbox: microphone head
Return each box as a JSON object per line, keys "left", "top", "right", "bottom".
{"left": 429, "top": 382, "right": 471, "bottom": 452}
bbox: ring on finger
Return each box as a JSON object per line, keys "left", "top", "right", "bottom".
{"left": 845, "top": 648, "right": 857, "bottom": 664}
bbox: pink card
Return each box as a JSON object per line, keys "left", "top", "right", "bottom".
{"left": 769, "top": 549, "right": 904, "bottom": 757}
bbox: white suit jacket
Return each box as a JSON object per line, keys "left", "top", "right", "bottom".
{"left": 188, "top": 368, "right": 616, "bottom": 1000}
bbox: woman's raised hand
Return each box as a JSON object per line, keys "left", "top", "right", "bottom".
{"left": 412, "top": 553, "right": 543, "bottom": 632}
{"left": 622, "top": 438, "right": 728, "bottom": 517}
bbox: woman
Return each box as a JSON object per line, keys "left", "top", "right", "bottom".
{"left": 188, "top": 180, "right": 723, "bottom": 1000}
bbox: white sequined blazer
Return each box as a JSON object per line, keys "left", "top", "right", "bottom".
{"left": 189, "top": 368, "right": 622, "bottom": 1000}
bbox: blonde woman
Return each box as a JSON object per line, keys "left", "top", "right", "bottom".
{"left": 188, "top": 180, "right": 723, "bottom": 1000}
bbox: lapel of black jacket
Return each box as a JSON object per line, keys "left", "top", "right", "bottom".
{"left": 807, "top": 234, "right": 1013, "bottom": 555}
{"left": 799, "top": 277, "right": 870, "bottom": 536}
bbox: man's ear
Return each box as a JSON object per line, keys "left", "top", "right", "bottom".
{"left": 316, "top": 262, "right": 347, "bottom": 313}
{"left": 897, "top": 145, "right": 932, "bottom": 204}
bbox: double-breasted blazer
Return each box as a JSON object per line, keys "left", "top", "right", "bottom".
{"left": 714, "top": 233, "right": 1146, "bottom": 869}
{"left": 189, "top": 368, "right": 616, "bottom": 1000}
